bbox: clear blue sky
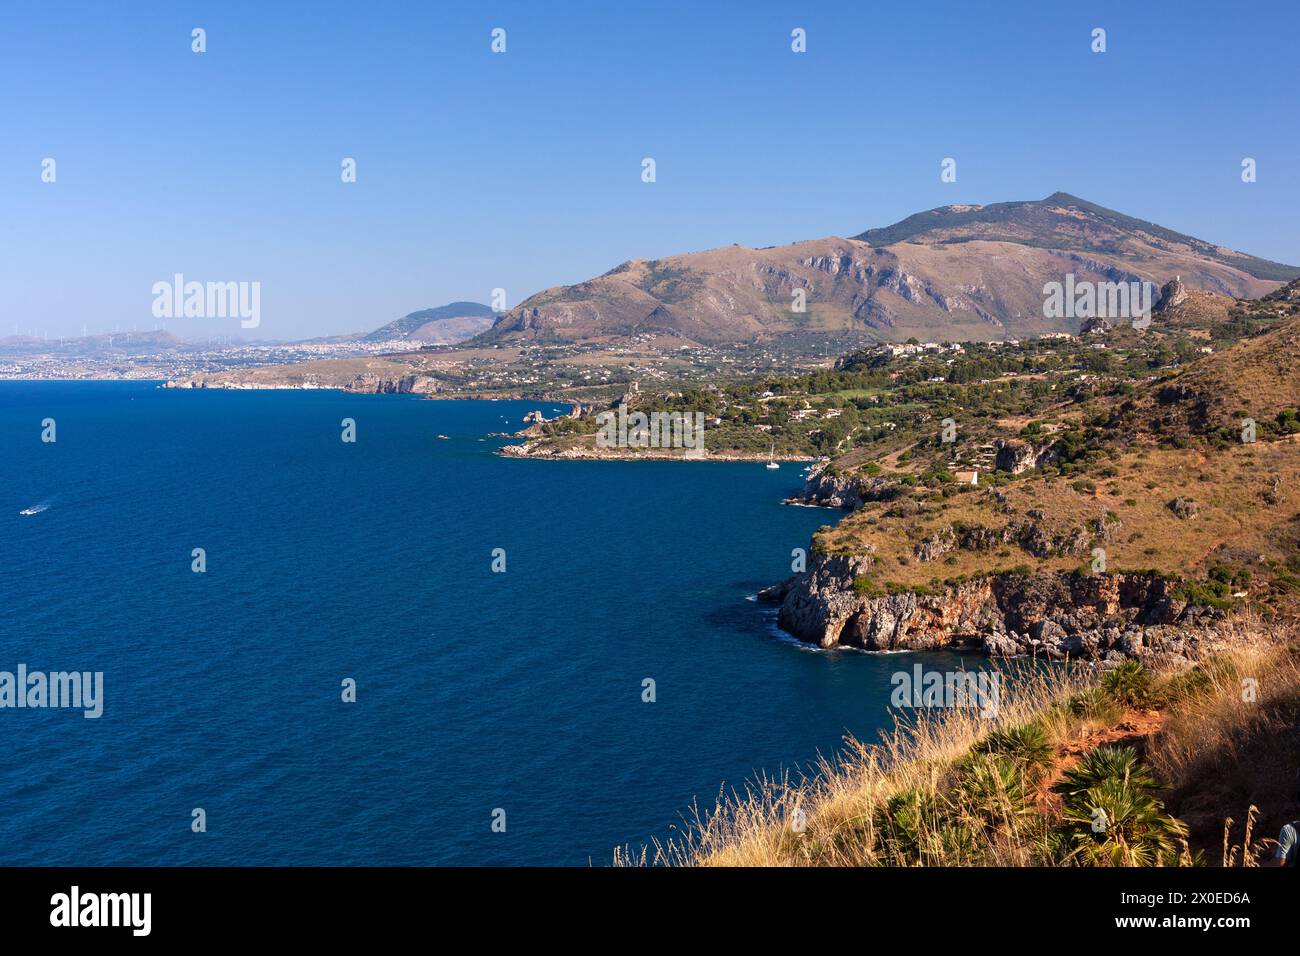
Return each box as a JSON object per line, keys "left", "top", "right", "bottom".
{"left": 2, "top": 0, "right": 1296, "bottom": 340}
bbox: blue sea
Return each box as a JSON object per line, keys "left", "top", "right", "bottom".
{"left": 0, "top": 381, "right": 986, "bottom": 866}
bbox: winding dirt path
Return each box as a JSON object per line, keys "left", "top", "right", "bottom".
{"left": 1033, "top": 707, "right": 1167, "bottom": 813}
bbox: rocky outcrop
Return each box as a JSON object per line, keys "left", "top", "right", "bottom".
{"left": 765, "top": 552, "right": 1224, "bottom": 662}
{"left": 955, "top": 523, "right": 1006, "bottom": 552}
{"left": 994, "top": 438, "right": 1056, "bottom": 474}
{"left": 1000, "top": 513, "right": 1091, "bottom": 559}
{"left": 344, "top": 374, "right": 440, "bottom": 395}
{"left": 840, "top": 581, "right": 993, "bottom": 651}
{"left": 767, "top": 558, "right": 992, "bottom": 651}
{"left": 1154, "top": 276, "right": 1189, "bottom": 314}
{"left": 785, "top": 465, "right": 903, "bottom": 510}
{"left": 764, "top": 553, "right": 877, "bottom": 647}
{"left": 913, "top": 526, "right": 957, "bottom": 562}
{"left": 908, "top": 518, "right": 1093, "bottom": 562}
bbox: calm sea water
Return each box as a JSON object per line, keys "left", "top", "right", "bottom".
{"left": 0, "top": 381, "right": 985, "bottom": 865}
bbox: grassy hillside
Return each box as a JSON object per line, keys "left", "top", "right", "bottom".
{"left": 620, "top": 630, "right": 1298, "bottom": 867}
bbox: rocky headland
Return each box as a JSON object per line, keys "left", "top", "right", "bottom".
{"left": 759, "top": 553, "right": 1229, "bottom": 665}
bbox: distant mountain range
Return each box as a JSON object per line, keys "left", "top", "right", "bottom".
{"left": 1, "top": 303, "right": 496, "bottom": 355}
{"left": 477, "top": 193, "right": 1299, "bottom": 346}
{"left": 357, "top": 301, "right": 496, "bottom": 344}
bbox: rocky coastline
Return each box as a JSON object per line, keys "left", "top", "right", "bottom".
{"left": 764, "top": 454, "right": 1242, "bottom": 664}
{"left": 498, "top": 440, "right": 815, "bottom": 463}
{"left": 759, "top": 551, "right": 1230, "bottom": 665}
{"left": 164, "top": 375, "right": 554, "bottom": 403}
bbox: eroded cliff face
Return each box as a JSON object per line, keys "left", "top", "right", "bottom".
{"left": 343, "top": 374, "right": 441, "bottom": 395}
{"left": 761, "top": 552, "right": 1225, "bottom": 663}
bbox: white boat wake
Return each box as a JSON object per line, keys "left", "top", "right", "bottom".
{"left": 19, "top": 498, "right": 53, "bottom": 516}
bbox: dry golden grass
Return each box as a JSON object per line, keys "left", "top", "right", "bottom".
{"left": 614, "top": 620, "right": 1298, "bottom": 868}
{"left": 615, "top": 665, "right": 1095, "bottom": 867}
{"left": 815, "top": 441, "right": 1300, "bottom": 596}
{"left": 1147, "top": 632, "right": 1300, "bottom": 862}
{"left": 1173, "top": 313, "right": 1300, "bottom": 426}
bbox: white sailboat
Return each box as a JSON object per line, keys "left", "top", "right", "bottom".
{"left": 766, "top": 444, "right": 779, "bottom": 470}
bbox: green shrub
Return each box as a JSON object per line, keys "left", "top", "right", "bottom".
{"left": 1053, "top": 745, "right": 1155, "bottom": 796}
{"left": 1101, "top": 660, "right": 1150, "bottom": 707}
{"left": 1052, "top": 748, "right": 1185, "bottom": 866}
{"left": 1151, "top": 665, "right": 1212, "bottom": 705}
{"left": 874, "top": 788, "right": 945, "bottom": 864}
{"left": 952, "top": 753, "right": 1034, "bottom": 828}
{"left": 853, "top": 576, "right": 885, "bottom": 598}
{"left": 972, "top": 722, "right": 1055, "bottom": 784}
{"left": 1067, "top": 687, "right": 1122, "bottom": 724}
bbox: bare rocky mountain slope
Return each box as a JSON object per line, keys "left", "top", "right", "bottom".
{"left": 479, "top": 193, "right": 1297, "bottom": 346}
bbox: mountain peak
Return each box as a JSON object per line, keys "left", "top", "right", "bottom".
{"left": 477, "top": 193, "right": 1297, "bottom": 349}
{"left": 853, "top": 194, "right": 1298, "bottom": 282}
{"left": 1042, "top": 191, "right": 1087, "bottom": 205}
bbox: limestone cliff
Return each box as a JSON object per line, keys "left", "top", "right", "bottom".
{"left": 343, "top": 374, "right": 441, "bottom": 395}
{"left": 761, "top": 553, "right": 1228, "bottom": 664}
{"left": 785, "top": 465, "right": 904, "bottom": 510}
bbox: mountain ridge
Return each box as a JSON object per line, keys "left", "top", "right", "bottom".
{"left": 853, "top": 192, "right": 1299, "bottom": 282}
{"left": 360, "top": 301, "right": 495, "bottom": 344}
{"left": 476, "top": 193, "right": 1297, "bottom": 347}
